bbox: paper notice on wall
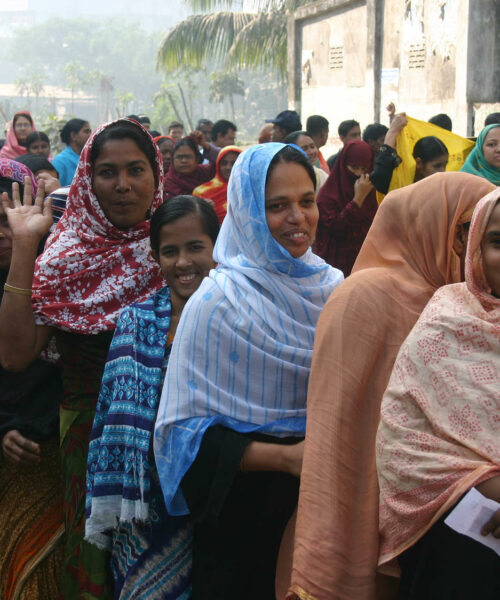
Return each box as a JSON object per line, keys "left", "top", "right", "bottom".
{"left": 444, "top": 487, "right": 500, "bottom": 557}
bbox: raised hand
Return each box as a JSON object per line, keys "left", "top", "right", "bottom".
{"left": 1, "top": 177, "right": 53, "bottom": 243}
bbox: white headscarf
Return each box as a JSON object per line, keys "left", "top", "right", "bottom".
{"left": 154, "top": 143, "right": 343, "bottom": 514}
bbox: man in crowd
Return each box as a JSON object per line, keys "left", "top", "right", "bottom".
{"left": 362, "top": 123, "right": 388, "bottom": 154}
{"left": 327, "top": 119, "right": 361, "bottom": 168}
{"left": 212, "top": 120, "right": 237, "bottom": 148}
{"left": 168, "top": 121, "right": 184, "bottom": 141}
{"left": 265, "top": 110, "right": 302, "bottom": 142}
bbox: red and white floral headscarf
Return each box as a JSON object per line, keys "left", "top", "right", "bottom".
{"left": 32, "top": 118, "right": 164, "bottom": 334}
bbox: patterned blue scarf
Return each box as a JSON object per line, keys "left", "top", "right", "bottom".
{"left": 85, "top": 286, "right": 171, "bottom": 549}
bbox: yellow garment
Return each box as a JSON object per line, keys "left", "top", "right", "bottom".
{"left": 377, "top": 116, "right": 476, "bottom": 203}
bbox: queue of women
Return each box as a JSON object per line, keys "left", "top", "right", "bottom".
{"left": 0, "top": 108, "right": 498, "bottom": 600}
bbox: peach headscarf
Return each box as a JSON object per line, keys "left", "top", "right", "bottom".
{"left": 283, "top": 172, "right": 495, "bottom": 600}
{"left": 377, "top": 186, "right": 500, "bottom": 566}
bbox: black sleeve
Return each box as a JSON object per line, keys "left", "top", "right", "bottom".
{"left": 181, "top": 425, "right": 252, "bottom": 526}
{"left": 370, "top": 144, "right": 402, "bottom": 194}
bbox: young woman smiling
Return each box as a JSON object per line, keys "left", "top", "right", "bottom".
{"left": 154, "top": 143, "right": 343, "bottom": 599}
{"left": 86, "top": 196, "right": 220, "bottom": 599}
{"left": 0, "top": 119, "right": 165, "bottom": 599}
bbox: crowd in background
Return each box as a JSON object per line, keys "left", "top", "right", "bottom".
{"left": 0, "top": 102, "right": 499, "bottom": 600}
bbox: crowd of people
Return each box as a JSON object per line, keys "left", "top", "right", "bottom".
{"left": 0, "top": 102, "right": 499, "bottom": 600}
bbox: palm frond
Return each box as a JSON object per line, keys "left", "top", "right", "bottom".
{"left": 228, "top": 10, "right": 287, "bottom": 77}
{"left": 156, "top": 12, "right": 254, "bottom": 72}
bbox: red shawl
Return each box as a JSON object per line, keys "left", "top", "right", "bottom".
{"left": 315, "top": 139, "right": 377, "bottom": 276}
{"left": 192, "top": 145, "right": 242, "bottom": 223}
{"left": 0, "top": 111, "right": 35, "bottom": 160}
{"left": 32, "top": 118, "right": 165, "bottom": 334}
{"left": 163, "top": 137, "right": 216, "bottom": 201}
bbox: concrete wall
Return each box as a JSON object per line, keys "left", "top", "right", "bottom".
{"left": 289, "top": 0, "right": 499, "bottom": 149}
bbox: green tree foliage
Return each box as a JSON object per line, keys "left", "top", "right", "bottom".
{"left": 209, "top": 72, "right": 245, "bottom": 121}
{"left": 157, "top": 0, "right": 310, "bottom": 79}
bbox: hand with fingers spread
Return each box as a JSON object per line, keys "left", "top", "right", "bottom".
{"left": 1, "top": 176, "right": 53, "bottom": 242}
{"left": 1, "top": 429, "right": 41, "bottom": 464}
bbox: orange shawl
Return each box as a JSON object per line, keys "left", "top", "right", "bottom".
{"left": 377, "top": 187, "right": 500, "bottom": 566}
{"left": 192, "top": 145, "right": 242, "bottom": 223}
{"left": 283, "top": 172, "right": 495, "bottom": 600}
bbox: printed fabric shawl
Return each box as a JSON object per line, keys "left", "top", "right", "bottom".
{"left": 377, "top": 186, "right": 500, "bottom": 566}
{"left": 85, "top": 286, "right": 171, "bottom": 549}
{"left": 154, "top": 143, "right": 344, "bottom": 516}
{"left": 0, "top": 157, "right": 38, "bottom": 197}
{"left": 31, "top": 118, "right": 165, "bottom": 334}
{"left": 461, "top": 124, "right": 500, "bottom": 185}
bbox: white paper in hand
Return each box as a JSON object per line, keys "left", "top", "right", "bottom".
{"left": 444, "top": 487, "right": 500, "bottom": 557}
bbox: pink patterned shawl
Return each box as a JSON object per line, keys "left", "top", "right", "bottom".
{"left": 31, "top": 118, "right": 164, "bottom": 334}
{"left": 377, "top": 187, "right": 500, "bottom": 566}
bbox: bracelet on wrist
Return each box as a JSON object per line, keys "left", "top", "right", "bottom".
{"left": 3, "top": 283, "right": 32, "bottom": 296}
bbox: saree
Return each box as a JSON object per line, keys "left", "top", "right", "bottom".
{"left": 377, "top": 185, "right": 500, "bottom": 566}
{"left": 285, "top": 172, "right": 496, "bottom": 600}
{"left": 86, "top": 287, "right": 192, "bottom": 599}
{"left": 461, "top": 124, "right": 500, "bottom": 185}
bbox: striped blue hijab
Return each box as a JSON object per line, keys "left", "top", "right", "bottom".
{"left": 154, "top": 143, "right": 343, "bottom": 515}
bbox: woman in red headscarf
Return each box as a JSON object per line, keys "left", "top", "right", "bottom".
{"left": 192, "top": 145, "right": 242, "bottom": 223}
{"left": 0, "top": 111, "right": 35, "bottom": 160}
{"left": 315, "top": 139, "right": 376, "bottom": 275}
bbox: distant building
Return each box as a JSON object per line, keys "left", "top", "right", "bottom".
{"left": 288, "top": 0, "right": 499, "bottom": 154}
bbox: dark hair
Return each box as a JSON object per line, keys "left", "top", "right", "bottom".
{"left": 13, "top": 154, "right": 58, "bottom": 177}
{"left": 485, "top": 112, "right": 500, "bottom": 126}
{"left": 150, "top": 195, "right": 220, "bottom": 253}
{"left": 168, "top": 121, "right": 184, "bottom": 131}
{"left": 25, "top": 131, "right": 50, "bottom": 151}
{"left": 283, "top": 130, "right": 312, "bottom": 145}
{"left": 338, "top": 119, "right": 359, "bottom": 137}
{"left": 265, "top": 145, "right": 316, "bottom": 189}
{"left": 60, "top": 118, "right": 88, "bottom": 145}
{"left": 138, "top": 115, "right": 151, "bottom": 125}
{"left": 197, "top": 118, "right": 213, "bottom": 129}
{"left": 211, "top": 119, "right": 237, "bottom": 142}
{"left": 149, "top": 130, "right": 161, "bottom": 138}
{"left": 0, "top": 177, "right": 24, "bottom": 199}
{"left": 362, "top": 123, "right": 388, "bottom": 143}
{"left": 428, "top": 113, "right": 452, "bottom": 131}
{"left": 90, "top": 120, "right": 158, "bottom": 184}
{"left": 413, "top": 136, "right": 449, "bottom": 163}
{"left": 172, "top": 137, "right": 202, "bottom": 163}
{"left": 13, "top": 112, "right": 33, "bottom": 128}
{"left": 126, "top": 114, "right": 141, "bottom": 122}
{"left": 306, "top": 115, "right": 329, "bottom": 137}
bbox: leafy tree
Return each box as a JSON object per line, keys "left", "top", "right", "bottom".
{"left": 157, "top": 0, "right": 311, "bottom": 79}
{"left": 209, "top": 72, "right": 245, "bottom": 121}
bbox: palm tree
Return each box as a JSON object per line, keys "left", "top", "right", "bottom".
{"left": 157, "top": 0, "right": 311, "bottom": 79}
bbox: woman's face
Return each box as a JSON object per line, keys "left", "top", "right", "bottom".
{"left": 71, "top": 122, "right": 92, "bottom": 152}
{"left": 158, "top": 139, "right": 174, "bottom": 172}
{"left": 27, "top": 139, "right": 50, "bottom": 158}
{"left": 481, "top": 201, "right": 500, "bottom": 297}
{"left": 415, "top": 153, "right": 449, "bottom": 179}
{"left": 152, "top": 212, "right": 215, "bottom": 307}
{"left": 347, "top": 165, "right": 369, "bottom": 177}
{"left": 14, "top": 116, "right": 33, "bottom": 143}
{"left": 93, "top": 137, "right": 156, "bottom": 229}
{"left": 173, "top": 145, "right": 197, "bottom": 176}
{"left": 482, "top": 128, "right": 500, "bottom": 169}
{"left": 295, "top": 134, "right": 318, "bottom": 165}
{"left": 265, "top": 161, "right": 318, "bottom": 258}
{"left": 219, "top": 151, "right": 239, "bottom": 181}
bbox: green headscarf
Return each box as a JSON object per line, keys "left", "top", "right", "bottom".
{"left": 461, "top": 124, "right": 500, "bottom": 185}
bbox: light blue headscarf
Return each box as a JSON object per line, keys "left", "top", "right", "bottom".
{"left": 461, "top": 124, "right": 500, "bottom": 185}
{"left": 154, "top": 143, "right": 343, "bottom": 515}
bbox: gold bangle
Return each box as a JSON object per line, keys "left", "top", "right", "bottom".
{"left": 3, "top": 283, "right": 32, "bottom": 296}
